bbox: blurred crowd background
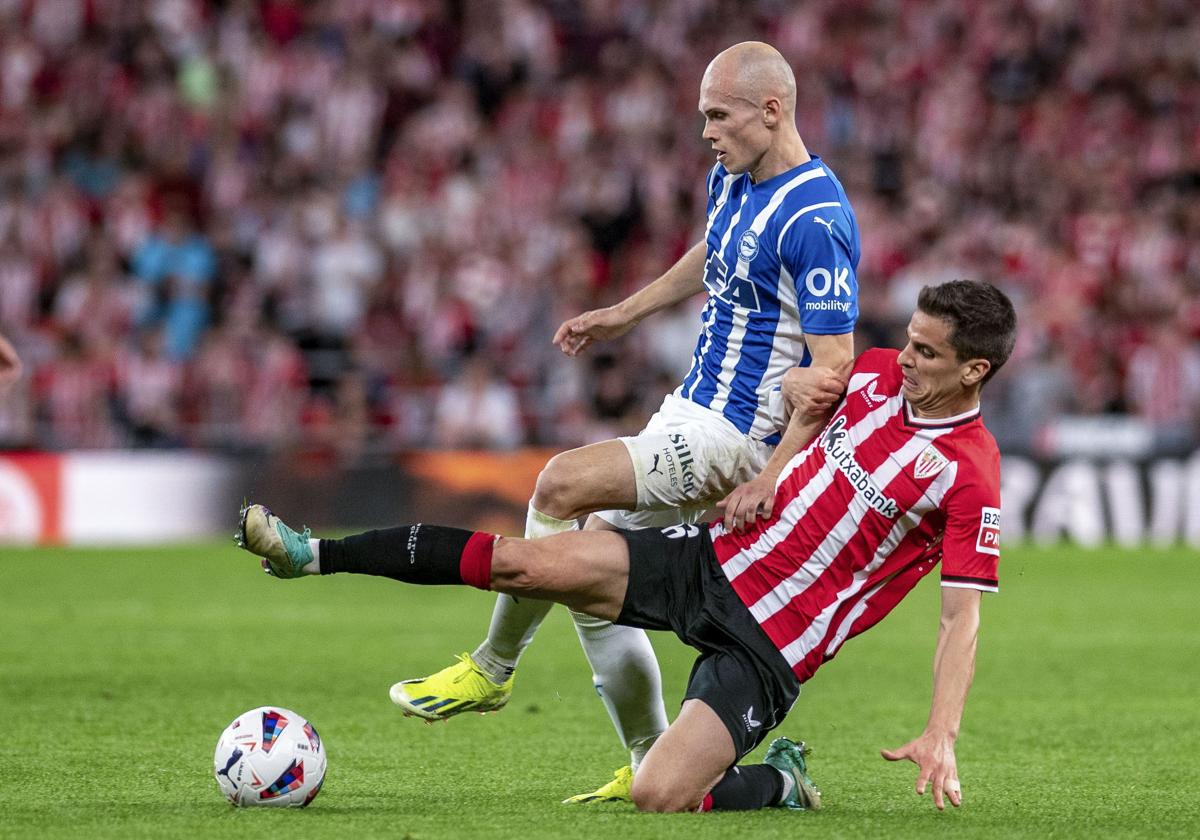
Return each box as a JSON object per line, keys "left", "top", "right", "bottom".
{"left": 0, "top": 0, "right": 1198, "bottom": 462}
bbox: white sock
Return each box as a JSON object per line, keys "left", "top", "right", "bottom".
{"left": 471, "top": 505, "right": 578, "bottom": 684}
{"left": 776, "top": 768, "right": 796, "bottom": 804}
{"left": 305, "top": 538, "right": 321, "bottom": 575}
{"left": 570, "top": 610, "right": 668, "bottom": 772}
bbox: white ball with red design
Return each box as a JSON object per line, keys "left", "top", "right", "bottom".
{"left": 213, "top": 706, "right": 327, "bottom": 807}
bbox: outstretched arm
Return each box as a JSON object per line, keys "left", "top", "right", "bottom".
{"left": 554, "top": 241, "right": 707, "bottom": 356}
{"left": 881, "top": 586, "right": 981, "bottom": 810}
{"left": 0, "top": 331, "right": 22, "bottom": 390}
{"left": 716, "top": 331, "right": 853, "bottom": 531}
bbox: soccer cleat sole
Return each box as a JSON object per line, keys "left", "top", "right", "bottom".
{"left": 236, "top": 503, "right": 280, "bottom": 576}
{"left": 790, "top": 741, "right": 822, "bottom": 811}
{"left": 561, "top": 795, "right": 627, "bottom": 804}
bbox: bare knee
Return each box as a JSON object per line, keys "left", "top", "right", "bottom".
{"left": 630, "top": 773, "right": 699, "bottom": 814}
{"left": 531, "top": 454, "right": 589, "bottom": 520}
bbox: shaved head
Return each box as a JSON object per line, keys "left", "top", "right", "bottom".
{"left": 698, "top": 41, "right": 808, "bottom": 181}
{"left": 703, "top": 41, "right": 797, "bottom": 117}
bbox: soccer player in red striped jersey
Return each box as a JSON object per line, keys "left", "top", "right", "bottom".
{"left": 238, "top": 280, "right": 1016, "bottom": 813}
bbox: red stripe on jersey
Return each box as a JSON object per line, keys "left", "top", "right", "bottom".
{"left": 795, "top": 555, "right": 933, "bottom": 679}
{"left": 757, "top": 526, "right": 936, "bottom": 667}
{"left": 725, "top": 401, "right": 953, "bottom": 615}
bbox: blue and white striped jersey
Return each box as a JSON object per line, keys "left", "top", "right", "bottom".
{"left": 678, "top": 155, "right": 860, "bottom": 444}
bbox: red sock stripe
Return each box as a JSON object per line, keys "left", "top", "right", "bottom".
{"left": 698, "top": 793, "right": 714, "bottom": 813}
{"left": 459, "top": 532, "right": 495, "bottom": 590}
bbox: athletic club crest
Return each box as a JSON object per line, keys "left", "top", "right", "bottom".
{"left": 738, "top": 230, "right": 760, "bottom": 261}
{"left": 913, "top": 445, "right": 950, "bottom": 480}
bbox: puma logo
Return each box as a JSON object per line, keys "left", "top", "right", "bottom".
{"left": 813, "top": 216, "right": 835, "bottom": 235}
{"left": 648, "top": 453, "right": 664, "bottom": 475}
{"left": 217, "top": 748, "right": 243, "bottom": 780}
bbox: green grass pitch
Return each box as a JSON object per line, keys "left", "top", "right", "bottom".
{"left": 2, "top": 541, "right": 1197, "bottom": 839}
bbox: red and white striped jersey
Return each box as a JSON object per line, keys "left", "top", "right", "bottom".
{"left": 711, "top": 348, "right": 1001, "bottom": 683}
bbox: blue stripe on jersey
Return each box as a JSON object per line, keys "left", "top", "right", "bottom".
{"left": 722, "top": 286, "right": 782, "bottom": 432}
{"left": 680, "top": 301, "right": 716, "bottom": 397}
{"left": 680, "top": 156, "right": 860, "bottom": 440}
{"left": 687, "top": 295, "right": 736, "bottom": 406}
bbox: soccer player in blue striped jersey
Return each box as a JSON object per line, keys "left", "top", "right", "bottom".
{"left": 389, "top": 41, "right": 859, "bottom": 803}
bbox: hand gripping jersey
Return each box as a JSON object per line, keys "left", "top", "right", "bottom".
{"left": 710, "top": 348, "right": 1002, "bottom": 683}
{"left": 679, "top": 157, "right": 861, "bottom": 445}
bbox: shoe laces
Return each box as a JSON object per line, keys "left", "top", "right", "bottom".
{"left": 452, "top": 652, "right": 478, "bottom": 684}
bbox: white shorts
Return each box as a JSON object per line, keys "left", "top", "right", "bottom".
{"left": 594, "top": 393, "right": 774, "bottom": 530}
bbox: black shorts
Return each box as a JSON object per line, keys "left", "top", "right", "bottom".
{"left": 615, "top": 525, "right": 800, "bottom": 758}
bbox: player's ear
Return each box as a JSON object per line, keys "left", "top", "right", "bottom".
{"left": 961, "top": 358, "right": 990, "bottom": 388}
{"left": 762, "top": 96, "right": 782, "bottom": 127}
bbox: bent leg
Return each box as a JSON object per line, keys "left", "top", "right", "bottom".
{"left": 570, "top": 514, "right": 667, "bottom": 772}
{"left": 469, "top": 440, "right": 636, "bottom": 679}
{"left": 531, "top": 440, "right": 637, "bottom": 521}
{"left": 630, "top": 699, "right": 736, "bottom": 812}
{"left": 470, "top": 503, "right": 580, "bottom": 682}
{"left": 630, "top": 699, "right": 792, "bottom": 813}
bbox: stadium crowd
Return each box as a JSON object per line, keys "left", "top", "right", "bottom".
{"left": 0, "top": 0, "right": 1198, "bottom": 459}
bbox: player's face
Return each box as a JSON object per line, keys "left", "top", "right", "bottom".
{"left": 698, "top": 76, "right": 769, "bottom": 175}
{"left": 897, "top": 311, "right": 985, "bottom": 417}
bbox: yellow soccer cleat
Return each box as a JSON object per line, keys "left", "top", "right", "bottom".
{"left": 389, "top": 653, "right": 513, "bottom": 721}
{"left": 562, "top": 765, "right": 633, "bottom": 804}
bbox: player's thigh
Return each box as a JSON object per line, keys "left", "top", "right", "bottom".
{"left": 680, "top": 646, "right": 793, "bottom": 759}
{"left": 535, "top": 439, "right": 637, "bottom": 515}
{"left": 490, "top": 531, "right": 629, "bottom": 620}
{"left": 630, "top": 699, "right": 736, "bottom": 812}
{"left": 607, "top": 402, "right": 772, "bottom": 519}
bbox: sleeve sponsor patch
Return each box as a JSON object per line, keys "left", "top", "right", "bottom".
{"left": 976, "top": 507, "right": 1001, "bottom": 556}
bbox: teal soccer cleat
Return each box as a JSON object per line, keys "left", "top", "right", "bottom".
{"left": 763, "top": 738, "right": 822, "bottom": 811}
{"left": 236, "top": 503, "right": 316, "bottom": 578}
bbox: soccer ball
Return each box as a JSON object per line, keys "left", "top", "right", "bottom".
{"left": 213, "top": 706, "right": 326, "bottom": 807}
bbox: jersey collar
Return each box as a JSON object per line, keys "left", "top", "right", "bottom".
{"left": 750, "top": 155, "right": 823, "bottom": 190}
{"left": 902, "top": 400, "right": 981, "bottom": 429}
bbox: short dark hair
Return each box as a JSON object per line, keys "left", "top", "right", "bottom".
{"left": 916, "top": 280, "right": 1017, "bottom": 385}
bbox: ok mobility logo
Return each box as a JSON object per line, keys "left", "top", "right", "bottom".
{"left": 821, "top": 416, "right": 899, "bottom": 519}
{"left": 803, "top": 265, "right": 853, "bottom": 314}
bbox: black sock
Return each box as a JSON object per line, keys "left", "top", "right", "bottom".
{"left": 703, "top": 764, "right": 785, "bottom": 811}
{"left": 319, "top": 525, "right": 494, "bottom": 589}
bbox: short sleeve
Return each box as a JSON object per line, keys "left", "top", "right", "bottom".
{"left": 780, "top": 211, "right": 859, "bottom": 335}
{"left": 938, "top": 450, "right": 1001, "bottom": 593}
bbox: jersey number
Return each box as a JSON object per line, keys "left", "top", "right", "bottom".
{"left": 662, "top": 524, "right": 700, "bottom": 540}
{"left": 704, "top": 252, "right": 762, "bottom": 312}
